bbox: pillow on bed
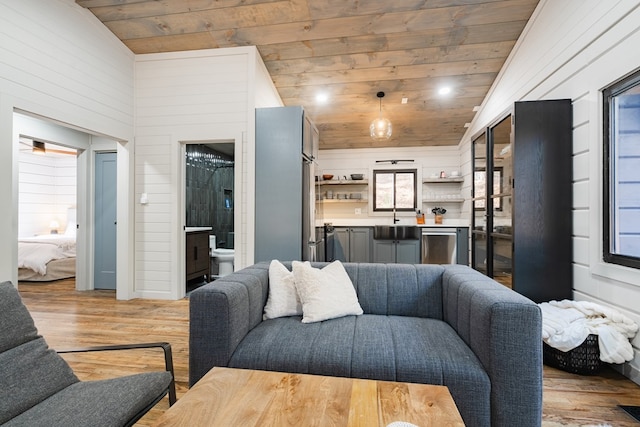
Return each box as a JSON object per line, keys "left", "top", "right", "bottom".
{"left": 292, "top": 260, "right": 363, "bottom": 323}
{"left": 263, "top": 260, "right": 303, "bottom": 320}
{"left": 64, "top": 223, "right": 76, "bottom": 238}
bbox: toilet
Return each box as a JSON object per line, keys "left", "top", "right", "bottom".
{"left": 209, "top": 235, "right": 234, "bottom": 277}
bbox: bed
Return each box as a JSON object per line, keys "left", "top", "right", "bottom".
{"left": 18, "top": 223, "right": 76, "bottom": 282}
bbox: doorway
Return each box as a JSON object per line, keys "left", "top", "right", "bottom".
{"left": 183, "top": 141, "right": 236, "bottom": 287}
{"left": 13, "top": 111, "right": 122, "bottom": 295}
{"left": 17, "top": 138, "right": 78, "bottom": 282}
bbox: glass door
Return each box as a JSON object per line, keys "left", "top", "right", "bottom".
{"left": 489, "top": 115, "right": 513, "bottom": 288}
{"left": 471, "top": 132, "right": 488, "bottom": 274}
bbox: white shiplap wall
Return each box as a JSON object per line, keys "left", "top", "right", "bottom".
{"left": 318, "top": 145, "right": 468, "bottom": 224}
{"left": 461, "top": 0, "right": 640, "bottom": 384}
{"left": 134, "top": 47, "right": 281, "bottom": 299}
{"left": 18, "top": 151, "right": 76, "bottom": 237}
{"left": 0, "top": 0, "right": 134, "bottom": 288}
{"left": 0, "top": 0, "right": 134, "bottom": 137}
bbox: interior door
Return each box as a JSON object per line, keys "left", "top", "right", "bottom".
{"left": 471, "top": 132, "right": 489, "bottom": 274}
{"left": 94, "top": 152, "right": 117, "bottom": 290}
{"left": 489, "top": 115, "right": 513, "bottom": 287}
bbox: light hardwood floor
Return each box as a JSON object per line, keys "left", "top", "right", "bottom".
{"left": 17, "top": 279, "right": 640, "bottom": 427}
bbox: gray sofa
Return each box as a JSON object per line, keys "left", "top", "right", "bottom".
{"left": 190, "top": 262, "right": 542, "bottom": 427}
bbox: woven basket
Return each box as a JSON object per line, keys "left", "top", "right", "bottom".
{"left": 543, "top": 334, "right": 603, "bottom": 375}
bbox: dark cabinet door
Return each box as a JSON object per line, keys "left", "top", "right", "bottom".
{"left": 186, "top": 231, "right": 210, "bottom": 281}
{"left": 512, "top": 100, "right": 573, "bottom": 303}
{"left": 471, "top": 100, "right": 573, "bottom": 303}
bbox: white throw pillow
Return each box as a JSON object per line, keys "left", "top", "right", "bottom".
{"left": 292, "top": 260, "right": 363, "bottom": 323}
{"left": 263, "top": 260, "right": 303, "bottom": 320}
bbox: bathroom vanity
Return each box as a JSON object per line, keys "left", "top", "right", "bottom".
{"left": 185, "top": 227, "right": 211, "bottom": 282}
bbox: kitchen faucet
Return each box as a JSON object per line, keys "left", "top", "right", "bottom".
{"left": 393, "top": 206, "right": 400, "bottom": 224}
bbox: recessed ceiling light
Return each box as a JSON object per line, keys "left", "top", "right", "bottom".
{"left": 438, "top": 86, "right": 452, "bottom": 96}
{"left": 401, "top": 97, "right": 408, "bottom": 104}
{"left": 315, "top": 93, "right": 329, "bottom": 103}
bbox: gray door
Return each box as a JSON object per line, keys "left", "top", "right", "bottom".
{"left": 94, "top": 152, "right": 117, "bottom": 290}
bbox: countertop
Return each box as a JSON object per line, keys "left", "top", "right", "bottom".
{"left": 185, "top": 227, "right": 213, "bottom": 233}
{"left": 319, "top": 218, "right": 469, "bottom": 228}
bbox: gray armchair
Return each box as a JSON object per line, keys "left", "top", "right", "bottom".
{"left": 0, "top": 281, "right": 176, "bottom": 427}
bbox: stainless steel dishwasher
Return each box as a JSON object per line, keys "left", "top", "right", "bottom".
{"left": 421, "top": 228, "right": 457, "bottom": 264}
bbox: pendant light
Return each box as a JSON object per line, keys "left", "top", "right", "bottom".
{"left": 370, "top": 91, "right": 392, "bottom": 140}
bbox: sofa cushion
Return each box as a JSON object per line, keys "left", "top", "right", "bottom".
{"left": 229, "top": 314, "right": 490, "bottom": 424}
{"left": 0, "top": 281, "right": 41, "bottom": 353}
{"left": 0, "top": 281, "right": 79, "bottom": 424}
{"left": 0, "top": 338, "right": 79, "bottom": 424}
{"left": 4, "top": 372, "right": 172, "bottom": 427}
{"left": 341, "top": 263, "right": 445, "bottom": 319}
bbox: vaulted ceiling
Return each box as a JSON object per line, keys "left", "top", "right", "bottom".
{"left": 76, "top": 0, "right": 539, "bottom": 150}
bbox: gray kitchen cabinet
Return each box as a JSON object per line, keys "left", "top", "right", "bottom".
{"left": 396, "top": 240, "right": 421, "bottom": 264}
{"left": 373, "top": 240, "right": 420, "bottom": 264}
{"left": 335, "top": 227, "right": 348, "bottom": 261}
{"left": 372, "top": 240, "right": 394, "bottom": 263}
{"left": 334, "top": 227, "right": 371, "bottom": 262}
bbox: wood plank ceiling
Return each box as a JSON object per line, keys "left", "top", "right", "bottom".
{"left": 76, "top": 0, "right": 540, "bottom": 150}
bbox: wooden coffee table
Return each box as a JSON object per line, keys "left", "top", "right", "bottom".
{"left": 154, "top": 367, "right": 464, "bottom": 426}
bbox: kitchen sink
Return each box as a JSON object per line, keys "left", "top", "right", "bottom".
{"left": 374, "top": 225, "right": 420, "bottom": 240}
{"left": 395, "top": 226, "right": 420, "bottom": 240}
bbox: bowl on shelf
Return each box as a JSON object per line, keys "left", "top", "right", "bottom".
{"left": 322, "top": 174, "right": 334, "bottom": 180}
{"left": 350, "top": 174, "right": 364, "bottom": 180}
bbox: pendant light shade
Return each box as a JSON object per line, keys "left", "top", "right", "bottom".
{"left": 370, "top": 91, "right": 392, "bottom": 140}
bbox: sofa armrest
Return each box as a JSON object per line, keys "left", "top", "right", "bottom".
{"left": 442, "top": 265, "right": 542, "bottom": 427}
{"left": 189, "top": 265, "right": 269, "bottom": 386}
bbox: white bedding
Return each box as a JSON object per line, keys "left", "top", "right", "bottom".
{"left": 18, "top": 235, "right": 76, "bottom": 276}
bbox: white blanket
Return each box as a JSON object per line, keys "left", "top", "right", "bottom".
{"left": 18, "top": 235, "right": 76, "bottom": 276}
{"left": 539, "top": 300, "right": 638, "bottom": 364}
{"left": 19, "top": 235, "right": 76, "bottom": 254}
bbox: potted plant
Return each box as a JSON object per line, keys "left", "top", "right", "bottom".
{"left": 432, "top": 207, "right": 446, "bottom": 224}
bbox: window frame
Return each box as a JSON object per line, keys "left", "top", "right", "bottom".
{"left": 372, "top": 169, "right": 417, "bottom": 212}
{"left": 603, "top": 68, "right": 640, "bottom": 270}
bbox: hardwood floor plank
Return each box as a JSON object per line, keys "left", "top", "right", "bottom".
{"left": 17, "top": 279, "right": 640, "bottom": 426}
